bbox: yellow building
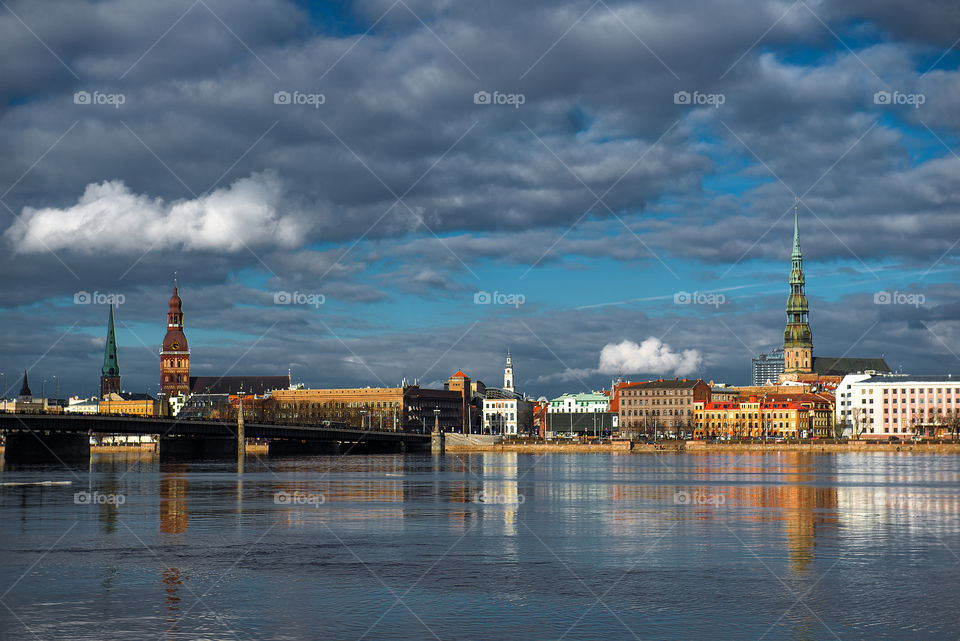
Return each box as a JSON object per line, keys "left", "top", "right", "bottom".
{"left": 99, "top": 393, "right": 159, "bottom": 417}
{"left": 694, "top": 393, "right": 833, "bottom": 439}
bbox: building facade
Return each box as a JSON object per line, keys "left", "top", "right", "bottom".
{"left": 617, "top": 378, "right": 712, "bottom": 435}
{"left": 160, "top": 284, "right": 191, "bottom": 398}
{"left": 482, "top": 396, "right": 534, "bottom": 436}
{"left": 267, "top": 384, "right": 463, "bottom": 432}
{"left": 695, "top": 392, "right": 833, "bottom": 439}
{"left": 548, "top": 392, "right": 609, "bottom": 413}
{"left": 836, "top": 373, "right": 960, "bottom": 439}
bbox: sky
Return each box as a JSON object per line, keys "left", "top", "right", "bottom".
{"left": 2, "top": 0, "right": 960, "bottom": 400}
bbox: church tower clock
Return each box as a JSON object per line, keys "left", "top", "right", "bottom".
{"left": 160, "top": 282, "right": 191, "bottom": 397}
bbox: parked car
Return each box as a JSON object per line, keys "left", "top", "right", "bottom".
{"left": 888, "top": 436, "right": 901, "bottom": 442}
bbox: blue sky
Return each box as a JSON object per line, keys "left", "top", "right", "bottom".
{"left": 1, "top": 0, "right": 960, "bottom": 399}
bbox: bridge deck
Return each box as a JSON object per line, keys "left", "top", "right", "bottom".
{"left": 0, "top": 413, "right": 429, "bottom": 443}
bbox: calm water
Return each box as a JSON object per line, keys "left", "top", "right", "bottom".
{"left": 1, "top": 451, "right": 959, "bottom": 640}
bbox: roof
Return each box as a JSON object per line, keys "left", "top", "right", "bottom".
{"left": 451, "top": 370, "right": 468, "bottom": 378}
{"left": 549, "top": 392, "right": 609, "bottom": 403}
{"left": 861, "top": 374, "right": 960, "bottom": 384}
{"left": 812, "top": 357, "right": 891, "bottom": 376}
{"left": 621, "top": 378, "right": 705, "bottom": 390}
{"left": 119, "top": 392, "right": 156, "bottom": 401}
{"left": 189, "top": 376, "right": 290, "bottom": 396}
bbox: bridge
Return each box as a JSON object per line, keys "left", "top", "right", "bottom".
{"left": 0, "top": 413, "right": 432, "bottom": 462}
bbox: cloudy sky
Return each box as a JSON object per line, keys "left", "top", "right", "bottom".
{"left": 2, "top": 0, "right": 960, "bottom": 399}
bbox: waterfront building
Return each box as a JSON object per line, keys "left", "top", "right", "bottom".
{"left": 617, "top": 378, "right": 711, "bottom": 436}
{"left": 100, "top": 305, "right": 121, "bottom": 397}
{"left": 480, "top": 353, "right": 534, "bottom": 435}
{"left": 778, "top": 203, "right": 890, "bottom": 385}
{"left": 64, "top": 397, "right": 100, "bottom": 414}
{"left": 836, "top": 373, "right": 960, "bottom": 439}
{"left": 160, "top": 283, "right": 190, "bottom": 398}
{"left": 694, "top": 392, "right": 833, "bottom": 439}
{"left": 482, "top": 395, "right": 534, "bottom": 436}
{"left": 548, "top": 392, "right": 610, "bottom": 413}
{"left": 751, "top": 348, "right": 784, "bottom": 386}
{"left": 268, "top": 383, "right": 463, "bottom": 432}
{"left": 100, "top": 392, "right": 159, "bottom": 416}
{"left": 545, "top": 411, "right": 617, "bottom": 437}
{"left": 446, "top": 370, "right": 473, "bottom": 433}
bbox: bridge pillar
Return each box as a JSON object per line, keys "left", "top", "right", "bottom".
{"left": 268, "top": 440, "right": 340, "bottom": 456}
{"left": 159, "top": 435, "right": 238, "bottom": 460}
{"left": 431, "top": 431, "right": 445, "bottom": 455}
{"left": 4, "top": 431, "right": 90, "bottom": 464}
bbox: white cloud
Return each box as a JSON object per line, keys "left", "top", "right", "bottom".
{"left": 597, "top": 337, "right": 702, "bottom": 377}
{"left": 536, "top": 336, "right": 704, "bottom": 384}
{"left": 5, "top": 170, "right": 307, "bottom": 254}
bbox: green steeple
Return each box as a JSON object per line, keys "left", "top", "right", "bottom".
{"left": 784, "top": 200, "right": 812, "bottom": 350}
{"left": 102, "top": 305, "right": 120, "bottom": 377}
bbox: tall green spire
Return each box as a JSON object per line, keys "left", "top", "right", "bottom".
{"left": 784, "top": 200, "right": 812, "bottom": 365}
{"left": 102, "top": 305, "right": 120, "bottom": 377}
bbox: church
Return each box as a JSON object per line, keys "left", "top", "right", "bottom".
{"left": 778, "top": 203, "right": 889, "bottom": 386}
{"left": 159, "top": 281, "right": 290, "bottom": 412}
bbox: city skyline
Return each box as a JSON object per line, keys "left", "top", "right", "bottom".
{"left": 2, "top": 0, "right": 959, "bottom": 399}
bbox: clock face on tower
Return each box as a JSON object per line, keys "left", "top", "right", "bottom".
{"left": 171, "top": 342, "right": 180, "bottom": 350}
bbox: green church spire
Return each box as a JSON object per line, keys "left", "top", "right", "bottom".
{"left": 102, "top": 305, "right": 120, "bottom": 377}
{"left": 784, "top": 200, "right": 812, "bottom": 372}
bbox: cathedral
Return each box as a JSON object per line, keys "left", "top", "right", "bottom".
{"left": 160, "top": 284, "right": 191, "bottom": 397}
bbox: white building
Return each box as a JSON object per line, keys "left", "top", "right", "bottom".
{"left": 837, "top": 373, "right": 960, "bottom": 439}
{"left": 482, "top": 396, "right": 534, "bottom": 436}
{"left": 65, "top": 396, "right": 99, "bottom": 414}
{"left": 548, "top": 392, "right": 609, "bottom": 413}
{"left": 481, "top": 352, "right": 532, "bottom": 435}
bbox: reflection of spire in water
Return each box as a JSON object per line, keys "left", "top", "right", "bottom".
{"left": 162, "top": 566, "right": 188, "bottom": 622}
{"left": 160, "top": 466, "right": 189, "bottom": 534}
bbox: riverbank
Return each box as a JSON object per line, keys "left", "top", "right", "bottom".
{"left": 444, "top": 438, "right": 960, "bottom": 454}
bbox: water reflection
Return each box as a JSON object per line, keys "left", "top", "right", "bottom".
{"left": 1, "top": 451, "right": 958, "bottom": 640}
